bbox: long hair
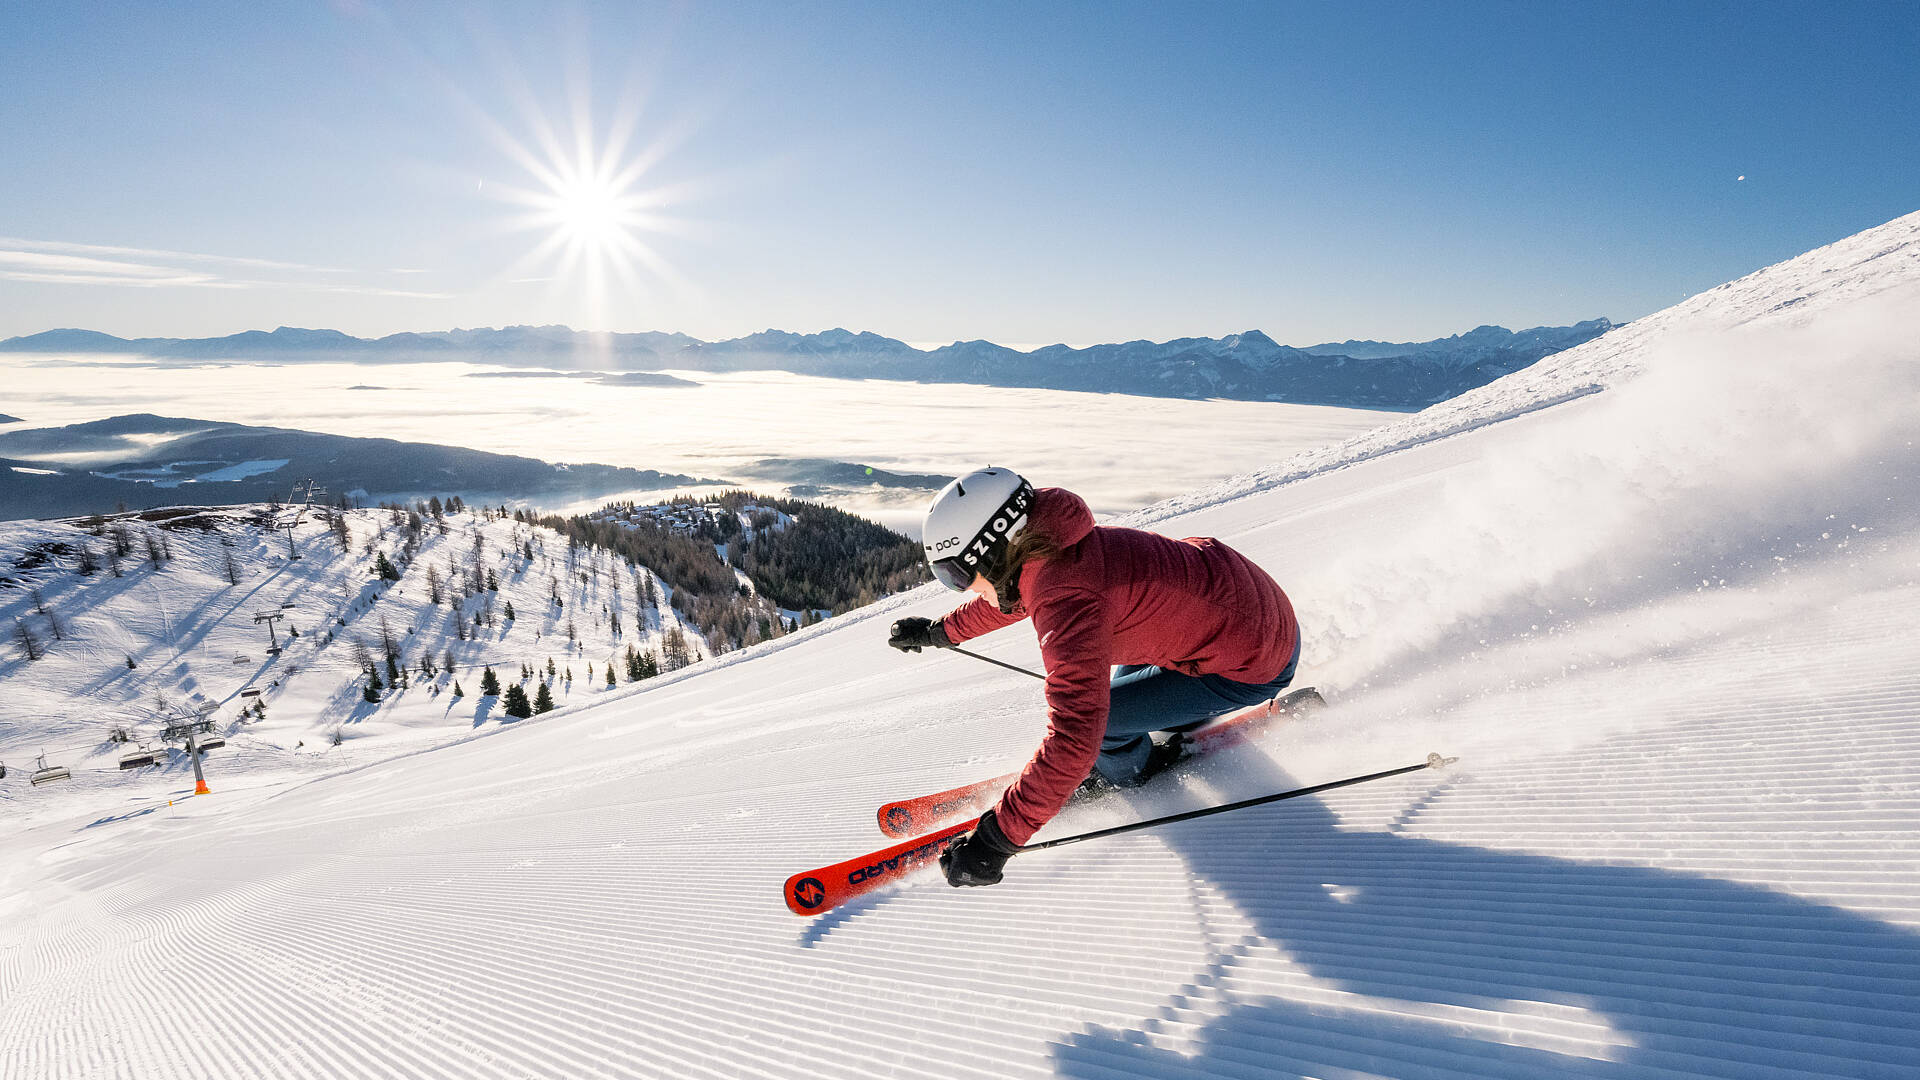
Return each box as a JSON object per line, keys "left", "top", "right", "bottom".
{"left": 987, "top": 524, "right": 1068, "bottom": 611}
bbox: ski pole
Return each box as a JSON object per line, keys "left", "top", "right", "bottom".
{"left": 1018, "top": 753, "right": 1458, "bottom": 853}
{"left": 946, "top": 644, "right": 1046, "bottom": 681}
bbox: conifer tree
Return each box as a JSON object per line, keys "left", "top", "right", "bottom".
{"left": 502, "top": 684, "right": 532, "bottom": 718}
{"left": 480, "top": 666, "right": 500, "bottom": 696}
{"left": 452, "top": 680, "right": 465, "bottom": 698}
{"left": 364, "top": 669, "right": 383, "bottom": 703}
{"left": 504, "top": 601, "right": 516, "bottom": 621}
{"left": 605, "top": 666, "right": 616, "bottom": 688}
{"left": 533, "top": 681, "right": 555, "bottom": 714}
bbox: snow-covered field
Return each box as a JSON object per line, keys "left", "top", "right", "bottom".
{"left": 2, "top": 211, "right": 1918, "bottom": 1078}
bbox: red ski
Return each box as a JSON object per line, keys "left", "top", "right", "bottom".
{"left": 876, "top": 772, "right": 1020, "bottom": 840}
{"left": 874, "top": 686, "right": 1324, "bottom": 839}
{"left": 784, "top": 818, "right": 978, "bottom": 915}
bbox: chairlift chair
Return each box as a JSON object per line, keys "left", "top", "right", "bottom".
{"left": 30, "top": 754, "right": 71, "bottom": 786}
{"left": 197, "top": 738, "right": 226, "bottom": 753}
{"left": 119, "top": 750, "right": 158, "bottom": 770}
{"left": 0, "top": 760, "right": 7, "bottom": 780}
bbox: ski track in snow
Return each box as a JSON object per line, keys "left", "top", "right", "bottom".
{"left": 2, "top": 212, "right": 1919, "bottom": 1078}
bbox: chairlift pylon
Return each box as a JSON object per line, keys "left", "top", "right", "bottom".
{"left": 30, "top": 753, "right": 71, "bottom": 786}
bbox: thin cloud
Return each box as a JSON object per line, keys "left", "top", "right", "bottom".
{"left": 0, "top": 237, "right": 453, "bottom": 299}
{"left": 316, "top": 283, "right": 456, "bottom": 300}
{"left": 0, "top": 236, "right": 346, "bottom": 273}
{"left": 0, "top": 248, "right": 217, "bottom": 280}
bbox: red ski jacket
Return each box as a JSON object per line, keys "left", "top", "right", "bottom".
{"left": 939, "top": 487, "right": 1298, "bottom": 845}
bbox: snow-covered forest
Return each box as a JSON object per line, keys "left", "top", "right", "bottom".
{"left": 0, "top": 497, "right": 840, "bottom": 826}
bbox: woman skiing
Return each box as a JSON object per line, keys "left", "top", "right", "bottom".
{"left": 889, "top": 467, "right": 1300, "bottom": 888}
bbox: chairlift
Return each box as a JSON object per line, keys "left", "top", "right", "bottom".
{"left": 197, "top": 738, "right": 226, "bottom": 753}
{"left": 30, "top": 754, "right": 71, "bottom": 786}
{"left": 239, "top": 688, "right": 261, "bottom": 698}
{"left": 119, "top": 750, "right": 159, "bottom": 770}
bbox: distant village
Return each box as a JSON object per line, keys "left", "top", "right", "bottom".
{"left": 586, "top": 499, "right": 794, "bottom": 541}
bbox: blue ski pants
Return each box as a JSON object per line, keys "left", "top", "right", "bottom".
{"left": 1094, "top": 638, "right": 1300, "bottom": 786}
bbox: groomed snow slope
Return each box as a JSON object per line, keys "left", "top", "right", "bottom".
{"left": 3, "top": 212, "right": 1919, "bottom": 1079}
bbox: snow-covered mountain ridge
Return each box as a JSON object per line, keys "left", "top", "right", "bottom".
{"left": 1, "top": 210, "right": 1917, "bottom": 1079}
{"left": 0, "top": 318, "right": 1614, "bottom": 409}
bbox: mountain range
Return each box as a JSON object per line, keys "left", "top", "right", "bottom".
{"left": 0, "top": 320, "right": 1616, "bottom": 409}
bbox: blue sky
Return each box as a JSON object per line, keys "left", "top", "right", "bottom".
{"left": 1, "top": 0, "right": 1914, "bottom": 347}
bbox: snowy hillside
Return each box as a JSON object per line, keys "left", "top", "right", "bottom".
{"left": 0, "top": 506, "right": 718, "bottom": 830}
{"left": 2, "top": 211, "right": 1918, "bottom": 1079}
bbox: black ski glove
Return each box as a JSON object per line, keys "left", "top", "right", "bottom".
{"left": 940, "top": 808, "right": 1020, "bottom": 887}
{"left": 887, "top": 617, "right": 951, "bottom": 653}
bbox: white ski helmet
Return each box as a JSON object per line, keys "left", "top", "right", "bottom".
{"left": 921, "top": 467, "right": 1034, "bottom": 591}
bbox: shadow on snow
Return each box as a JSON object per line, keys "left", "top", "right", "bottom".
{"left": 1045, "top": 750, "right": 1920, "bottom": 1079}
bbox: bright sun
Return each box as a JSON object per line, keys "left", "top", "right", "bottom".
{"left": 549, "top": 176, "right": 626, "bottom": 249}
{"left": 484, "top": 94, "right": 686, "bottom": 325}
